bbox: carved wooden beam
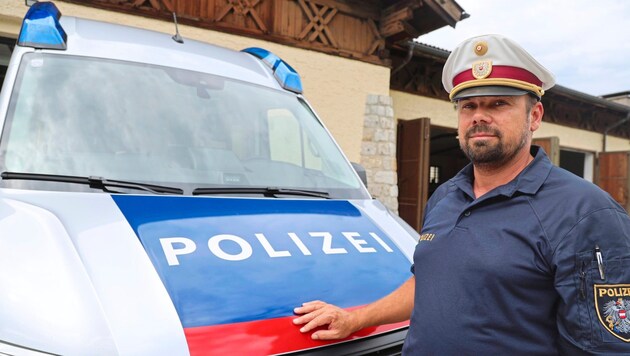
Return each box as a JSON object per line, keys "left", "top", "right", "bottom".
{"left": 390, "top": 54, "right": 448, "bottom": 101}
{"left": 379, "top": 6, "right": 413, "bottom": 38}
{"left": 379, "top": 0, "right": 422, "bottom": 40}
{"left": 366, "top": 18, "right": 385, "bottom": 56}
{"left": 216, "top": 0, "right": 267, "bottom": 32}
{"left": 130, "top": 0, "right": 173, "bottom": 12}
{"left": 297, "top": 0, "right": 338, "bottom": 47}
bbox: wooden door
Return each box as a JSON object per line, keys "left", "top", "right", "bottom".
{"left": 397, "top": 118, "right": 430, "bottom": 232}
{"left": 533, "top": 136, "right": 560, "bottom": 166}
{"left": 598, "top": 151, "right": 630, "bottom": 211}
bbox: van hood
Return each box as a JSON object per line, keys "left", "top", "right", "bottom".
{"left": 0, "top": 190, "right": 415, "bottom": 355}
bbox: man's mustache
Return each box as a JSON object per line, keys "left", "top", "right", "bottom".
{"left": 465, "top": 125, "right": 501, "bottom": 139}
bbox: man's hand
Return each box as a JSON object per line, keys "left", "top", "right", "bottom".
{"left": 293, "top": 300, "right": 361, "bottom": 340}
{"left": 293, "top": 277, "right": 415, "bottom": 341}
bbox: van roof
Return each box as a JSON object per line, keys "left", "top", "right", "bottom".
{"left": 49, "top": 16, "right": 281, "bottom": 90}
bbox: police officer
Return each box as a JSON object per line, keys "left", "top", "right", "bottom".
{"left": 293, "top": 34, "right": 630, "bottom": 354}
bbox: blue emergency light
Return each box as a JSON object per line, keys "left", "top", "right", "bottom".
{"left": 18, "top": 1, "right": 67, "bottom": 50}
{"left": 242, "top": 47, "right": 303, "bottom": 94}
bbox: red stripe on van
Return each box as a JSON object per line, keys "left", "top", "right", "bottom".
{"left": 184, "top": 311, "right": 408, "bottom": 355}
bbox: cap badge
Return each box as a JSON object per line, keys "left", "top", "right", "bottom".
{"left": 472, "top": 60, "right": 492, "bottom": 79}
{"left": 473, "top": 41, "right": 488, "bottom": 56}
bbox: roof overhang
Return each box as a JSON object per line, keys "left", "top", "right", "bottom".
{"left": 380, "top": 0, "right": 468, "bottom": 43}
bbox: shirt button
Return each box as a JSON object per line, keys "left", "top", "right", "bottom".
{"left": 464, "top": 211, "right": 471, "bottom": 217}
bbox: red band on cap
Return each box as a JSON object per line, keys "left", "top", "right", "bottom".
{"left": 453, "top": 65, "right": 543, "bottom": 87}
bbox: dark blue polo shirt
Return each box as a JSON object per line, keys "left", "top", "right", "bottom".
{"left": 403, "top": 146, "right": 630, "bottom": 355}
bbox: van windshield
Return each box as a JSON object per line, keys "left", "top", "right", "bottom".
{"left": 0, "top": 53, "right": 368, "bottom": 198}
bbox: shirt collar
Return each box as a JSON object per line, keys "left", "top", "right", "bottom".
{"left": 452, "top": 145, "right": 552, "bottom": 199}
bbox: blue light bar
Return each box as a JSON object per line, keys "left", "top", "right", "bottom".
{"left": 242, "top": 47, "right": 281, "bottom": 70}
{"left": 242, "top": 47, "right": 303, "bottom": 94}
{"left": 273, "top": 61, "right": 303, "bottom": 94}
{"left": 18, "top": 1, "right": 67, "bottom": 50}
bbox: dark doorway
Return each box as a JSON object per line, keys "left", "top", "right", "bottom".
{"left": 0, "top": 37, "right": 16, "bottom": 90}
{"left": 429, "top": 125, "right": 467, "bottom": 197}
{"left": 560, "top": 150, "right": 585, "bottom": 177}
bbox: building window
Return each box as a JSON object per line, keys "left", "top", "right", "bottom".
{"left": 429, "top": 165, "right": 440, "bottom": 184}
{"left": 560, "top": 148, "right": 594, "bottom": 182}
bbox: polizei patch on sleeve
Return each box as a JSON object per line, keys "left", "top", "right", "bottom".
{"left": 594, "top": 284, "right": 630, "bottom": 342}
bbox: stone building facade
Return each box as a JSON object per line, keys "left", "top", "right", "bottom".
{"left": 361, "top": 94, "right": 398, "bottom": 213}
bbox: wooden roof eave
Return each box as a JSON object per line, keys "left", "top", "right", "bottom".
{"left": 422, "top": 0, "right": 468, "bottom": 28}
{"left": 380, "top": 0, "right": 467, "bottom": 44}
{"left": 550, "top": 85, "right": 630, "bottom": 114}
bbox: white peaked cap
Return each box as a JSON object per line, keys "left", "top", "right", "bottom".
{"left": 442, "top": 34, "right": 556, "bottom": 101}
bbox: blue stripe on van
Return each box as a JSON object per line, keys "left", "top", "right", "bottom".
{"left": 112, "top": 195, "right": 411, "bottom": 328}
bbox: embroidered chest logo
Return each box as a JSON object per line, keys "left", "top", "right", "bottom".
{"left": 418, "top": 233, "right": 436, "bottom": 243}
{"left": 594, "top": 284, "right": 630, "bottom": 342}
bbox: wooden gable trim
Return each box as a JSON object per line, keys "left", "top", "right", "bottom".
{"left": 60, "top": 0, "right": 466, "bottom": 66}
{"left": 62, "top": 0, "right": 390, "bottom": 65}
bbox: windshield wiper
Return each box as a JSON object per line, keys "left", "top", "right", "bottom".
{"left": 1, "top": 171, "right": 184, "bottom": 195}
{"left": 192, "top": 186, "right": 330, "bottom": 199}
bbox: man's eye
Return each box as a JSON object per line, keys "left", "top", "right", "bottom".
{"left": 494, "top": 101, "right": 508, "bottom": 106}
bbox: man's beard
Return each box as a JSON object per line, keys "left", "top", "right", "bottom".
{"left": 459, "top": 123, "right": 529, "bottom": 169}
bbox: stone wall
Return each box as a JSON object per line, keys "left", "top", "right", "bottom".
{"left": 360, "top": 94, "right": 398, "bottom": 214}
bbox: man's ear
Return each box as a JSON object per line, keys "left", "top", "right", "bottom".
{"left": 530, "top": 101, "right": 544, "bottom": 132}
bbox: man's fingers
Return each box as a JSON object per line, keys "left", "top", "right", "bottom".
{"left": 301, "top": 300, "right": 324, "bottom": 306}
{"left": 298, "top": 313, "right": 333, "bottom": 333}
{"left": 292, "top": 307, "right": 325, "bottom": 325}
{"left": 293, "top": 301, "right": 356, "bottom": 340}
{"left": 312, "top": 329, "right": 345, "bottom": 340}
{"left": 293, "top": 300, "right": 329, "bottom": 325}
{"left": 294, "top": 300, "right": 325, "bottom": 315}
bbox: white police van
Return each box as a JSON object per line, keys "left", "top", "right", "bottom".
{"left": 0, "top": 2, "right": 418, "bottom": 355}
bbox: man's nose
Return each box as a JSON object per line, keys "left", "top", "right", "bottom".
{"left": 471, "top": 109, "right": 492, "bottom": 125}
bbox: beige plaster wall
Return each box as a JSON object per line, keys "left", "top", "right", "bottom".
{"left": 391, "top": 90, "right": 630, "bottom": 153}
{"left": 606, "top": 95, "right": 630, "bottom": 107}
{"left": 0, "top": 1, "right": 390, "bottom": 162}
{"left": 534, "top": 122, "right": 630, "bottom": 153}
{"left": 0, "top": 13, "right": 21, "bottom": 38}
{"left": 391, "top": 90, "right": 457, "bottom": 128}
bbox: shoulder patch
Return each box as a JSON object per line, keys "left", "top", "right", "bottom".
{"left": 594, "top": 284, "right": 630, "bottom": 342}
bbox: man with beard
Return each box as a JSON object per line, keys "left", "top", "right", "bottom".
{"left": 293, "top": 34, "right": 630, "bottom": 354}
